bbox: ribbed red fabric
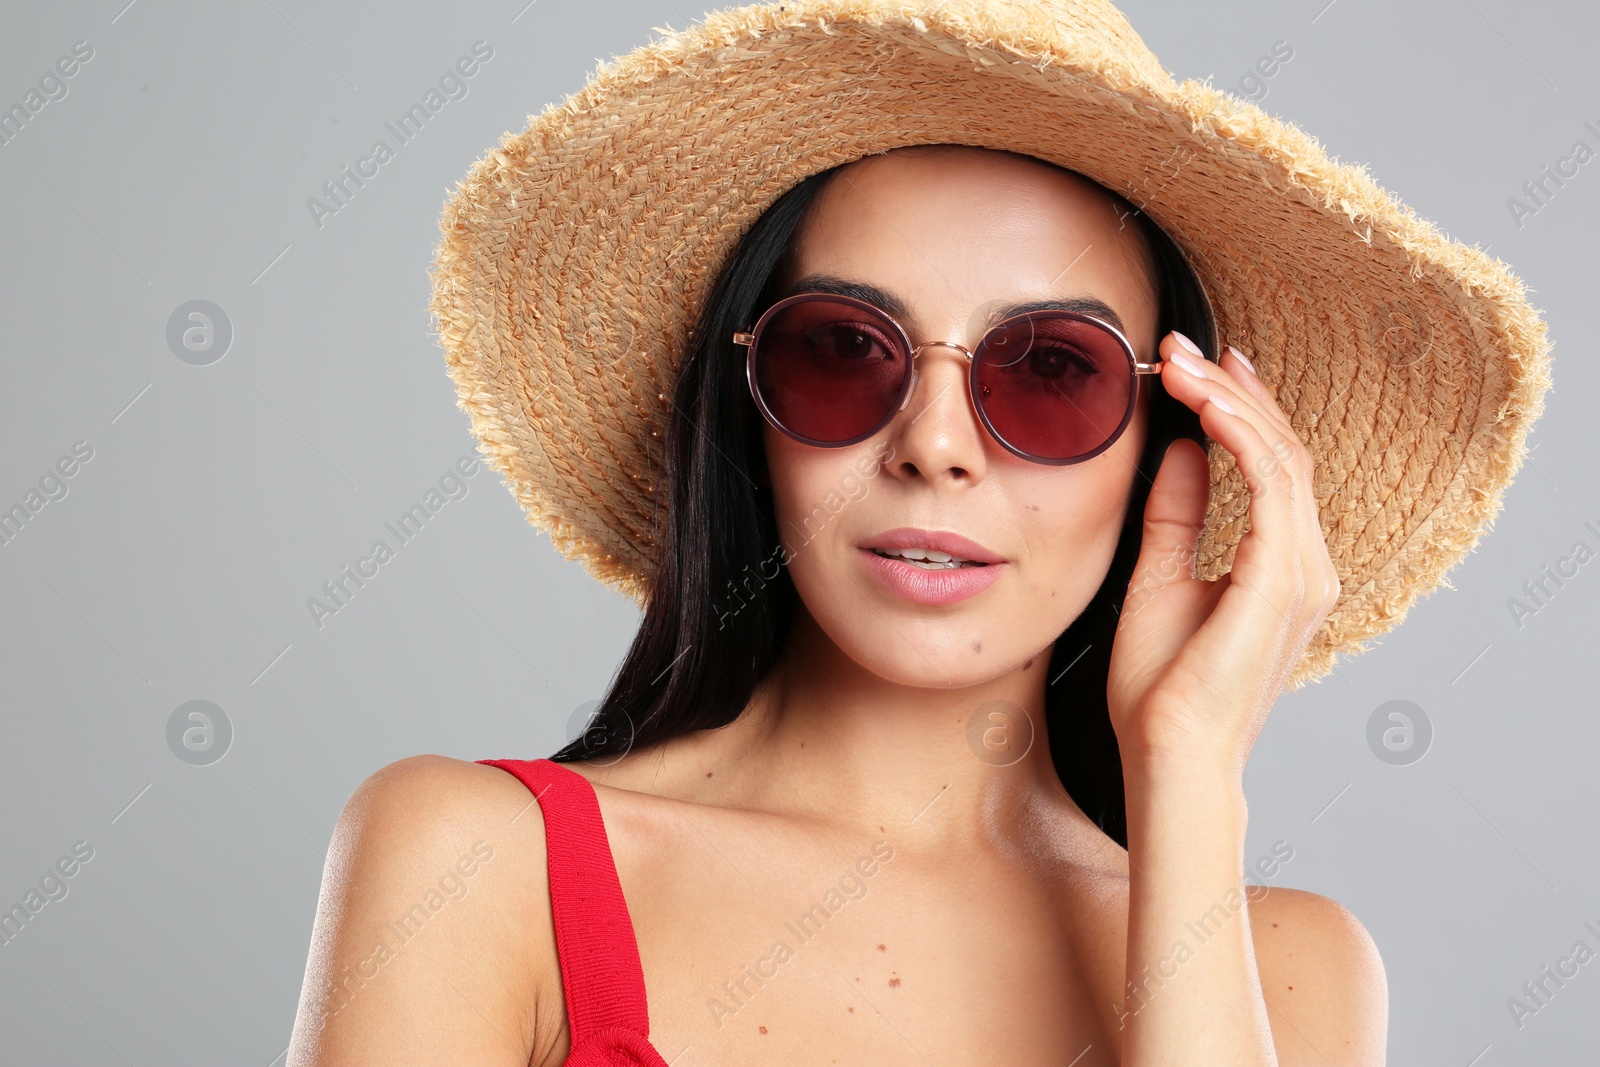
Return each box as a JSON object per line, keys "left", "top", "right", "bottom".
{"left": 478, "top": 758, "right": 670, "bottom": 1067}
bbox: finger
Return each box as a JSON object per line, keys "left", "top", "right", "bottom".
{"left": 1159, "top": 334, "right": 1314, "bottom": 585}
{"left": 1190, "top": 385, "right": 1308, "bottom": 618}
{"left": 1123, "top": 436, "right": 1208, "bottom": 614}
{"left": 1218, "top": 342, "right": 1340, "bottom": 622}
{"left": 1218, "top": 343, "right": 1296, "bottom": 439}
{"left": 1161, "top": 335, "right": 1334, "bottom": 638}
{"left": 1164, "top": 335, "right": 1337, "bottom": 684}
{"left": 1123, "top": 433, "right": 1302, "bottom": 724}
{"left": 1162, "top": 332, "right": 1293, "bottom": 442}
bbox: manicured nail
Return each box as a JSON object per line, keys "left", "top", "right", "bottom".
{"left": 1172, "top": 330, "right": 1204, "bottom": 358}
{"left": 1208, "top": 393, "right": 1237, "bottom": 415}
{"left": 1226, "top": 344, "right": 1256, "bottom": 375}
{"left": 1167, "top": 346, "right": 1206, "bottom": 377}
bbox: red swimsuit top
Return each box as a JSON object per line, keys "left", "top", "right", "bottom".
{"left": 477, "top": 758, "right": 671, "bottom": 1067}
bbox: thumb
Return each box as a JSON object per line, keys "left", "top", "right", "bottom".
{"left": 1123, "top": 438, "right": 1210, "bottom": 614}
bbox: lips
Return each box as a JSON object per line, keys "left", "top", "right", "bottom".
{"left": 856, "top": 527, "right": 1007, "bottom": 606}
{"left": 859, "top": 527, "right": 1004, "bottom": 565}
{"left": 858, "top": 546, "right": 1006, "bottom": 605}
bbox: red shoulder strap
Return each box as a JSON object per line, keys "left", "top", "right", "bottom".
{"left": 477, "top": 758, "right": 651, "bottom": 1043}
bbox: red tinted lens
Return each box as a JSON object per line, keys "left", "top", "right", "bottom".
{"left": 974, "top": 314, "right": 1134, "bottom": 461}
{"left": 751, "top": 297, "right": 909, "bottom": 444}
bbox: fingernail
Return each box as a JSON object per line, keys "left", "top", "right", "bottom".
{"left": 1167, "top": 346, "right": 1206, "bottom": 377}
{"left": 1226, "top": 344, "right": 1256, "bottom": 375}
{"left": 1208, "top": 393, "right": 1237, "bottom": 415}
{"left": 1172, "top": 330, "right": 1204, "bottom": 358}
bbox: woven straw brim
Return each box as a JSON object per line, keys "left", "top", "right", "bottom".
{"left": 427, "top": 0, "right": 1553, "bottom": 690}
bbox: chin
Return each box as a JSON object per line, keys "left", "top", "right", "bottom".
{"left": 820, "top": 601, "right": 1034, "bottom": 689}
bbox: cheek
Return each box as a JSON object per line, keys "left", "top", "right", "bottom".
{"left": 1025, "top": 478, "right": 1129, "bottom": 593}
{"left": 1018, "top": 439, "right": 1146, "bottom": 611}
{"left": 764, "top": 430, "right": 863, "bottom": 557}
{"left": 767, "top": 453, "right": 866, "bottom": 632}
{"left": 765, "top": 434, "right": 811, "bottom": 546}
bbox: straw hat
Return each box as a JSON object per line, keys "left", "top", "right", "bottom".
{"left": 427, "top": 0, "right": 1553, "bottom": 689}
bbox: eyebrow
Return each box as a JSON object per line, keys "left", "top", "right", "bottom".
{"left": 776, "top": 272, "right": 1131, "bottom": 338}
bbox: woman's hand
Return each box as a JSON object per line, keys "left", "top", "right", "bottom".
{"left": 1102, "top": 334, "right": 1380, "bottom": 1064}
{"left": 1106, "top": 332, "right": 1341, "bottom": 772}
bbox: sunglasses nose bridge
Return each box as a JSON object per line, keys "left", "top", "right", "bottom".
{"left": 910, "top": 339, "right": 976, "bottom": 359}
{"left": 895, "top": 340, "right": 974, "bottom": 413}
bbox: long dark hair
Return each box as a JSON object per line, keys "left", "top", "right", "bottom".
{"left": 551, "top": 149, "right": 1214, "bottom": 849}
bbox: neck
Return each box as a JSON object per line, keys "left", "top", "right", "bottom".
{"left": 686, "top": 606, "right": 1085, "bottom": 852}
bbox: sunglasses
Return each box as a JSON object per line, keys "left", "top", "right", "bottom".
{"left": 733, "top": 292, "right": 1161, "bottom": 465}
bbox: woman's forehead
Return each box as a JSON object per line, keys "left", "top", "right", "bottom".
{"left": 781, "top": 153, "right": 1159, "bottom": 347}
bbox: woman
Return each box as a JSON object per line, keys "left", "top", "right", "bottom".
{"left": 288, "top": 1, "right": 1550, "bottom": 1064}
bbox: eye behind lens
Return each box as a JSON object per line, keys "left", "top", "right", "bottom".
{"left": 810, "top": 320, "right": 899, "bottom": 362}
{"left": 751, "top": 295, "right": 911, "bottom": 448}
{"left": 974, "top": 314, "right": 1134, "bottom": 464}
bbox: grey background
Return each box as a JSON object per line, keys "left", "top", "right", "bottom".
{"left": 0, "top": 0, "right": 1593, "bottom": 1063}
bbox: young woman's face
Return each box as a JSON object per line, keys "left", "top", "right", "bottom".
{"left": 762, "top": 144, "right": 1161, "bottom": 688}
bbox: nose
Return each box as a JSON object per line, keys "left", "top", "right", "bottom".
{"left": 885, "top": 341, "right": 989, "bottom": 484}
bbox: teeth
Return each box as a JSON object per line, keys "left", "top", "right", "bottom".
{"left": 872, "top": 547, "right": 979, "bottom": 568}
{"left": 895, "top": 547, "right": 955, "bottom": 562}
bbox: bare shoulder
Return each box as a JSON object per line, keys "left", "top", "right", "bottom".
{"left": 287, "top": 754, "right": 562, "bottom": 1067}
{"left": 1250, "top": 886, "right": 1388, "bottom": 1066}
